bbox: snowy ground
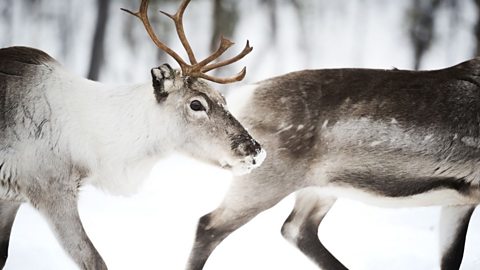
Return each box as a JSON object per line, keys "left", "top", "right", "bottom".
{"left": 4, "top": 153, "right": 480, "bottom": 270}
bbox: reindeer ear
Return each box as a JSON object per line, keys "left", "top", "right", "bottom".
{"left": 151, "top": 64, "right": 175, "bottom": 103}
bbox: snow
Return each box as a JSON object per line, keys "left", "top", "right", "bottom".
{"left": 1, "top": 0, "right": 480, "bottom": 269}
{"left": 6, "top": 155, "right": 480, "bottom": 269}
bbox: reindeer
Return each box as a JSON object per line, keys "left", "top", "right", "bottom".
{"left": 186, "top": 59, "right": 480, "bottom": 270}
{"left": 0, "top": 0, "right": 266, "bottom": 269}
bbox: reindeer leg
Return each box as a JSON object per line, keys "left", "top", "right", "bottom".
{"left": 0, "top": 201, "right": 20, "bottom": 269}
{"left": 25, "top": 179, "right": 107, "bottom": 270}
{"left": 186, "top": 167, "right": 295, "bottom": 270}
{"left": 439, "top": 205, "right": 475, "bottom": 270}
{"left": 38, "top": 198, "right": 106, "bottom": 270}
{"left": 281, "top": 189, "right": 347, "bottom": 270}
{"left": 186, "top": 207, "right": 257, "bottom": 270}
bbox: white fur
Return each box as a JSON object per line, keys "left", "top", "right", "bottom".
{"left": 230, "top": 148, "right": 267, "bottom": 176}
{"left": 42, "top": 66, "right": 181, "bottom": 195}
{"left": 25, "top": 66, "right": 264, "bottom": 196}
{"left": 226, "top": 83, "right": 258, "bottom": 118}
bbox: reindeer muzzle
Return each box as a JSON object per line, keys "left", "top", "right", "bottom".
{"left": 229, "top": 138, "right": 266, "bottom": 176}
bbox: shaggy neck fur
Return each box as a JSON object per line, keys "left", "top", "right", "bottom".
{"left": 50, "top": 66, "right": 181, "bottom": 194}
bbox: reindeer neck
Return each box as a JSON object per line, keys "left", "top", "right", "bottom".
{"left": 54, "top": 74, "right": 180, "bottom": 194}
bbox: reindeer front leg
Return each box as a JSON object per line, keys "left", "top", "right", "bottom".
{"left": 25, "top": 177, "right": 107, "bottom": 270}
{"left": 439, "top": 205, "right": 476, "bottom": 270}
{"left": 0, "top": 201, "right": 20, "bottom": 269}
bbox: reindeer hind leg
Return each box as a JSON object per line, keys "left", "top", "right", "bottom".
{"left": 439, "top": 205, "right": 476, "bottom": 270}
{"left": 0, "top": 201, "right": 20, "bottom": 269}
{"left": 186, "top": 169, "right": 296, "bottom": 270}
{"left": 281, "top": 189, "right": 347, "bottom": 270}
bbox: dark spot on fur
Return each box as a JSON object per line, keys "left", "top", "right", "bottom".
{"left": 184, "top": 76, "right": 196, "bottom": 87}
{"left": 151, "top": 73, "right": 168, "bottom": 103}
{"left": 154, "top": 91, "right": 168, "bottom": 103}
{"left": 35, "top": 119, "right": 48, "bottom": 138}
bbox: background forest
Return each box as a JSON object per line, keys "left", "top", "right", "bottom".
{"left": 1, "top": 0, "right": 480, "bottom": 269}
{"left": 1, "top": 0, "right": 479, "bottom": 83}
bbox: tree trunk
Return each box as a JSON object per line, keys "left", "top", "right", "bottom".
{"left": 262, "top": 0, "right": 277, "bottom": 42}
{"left": 210, "top": 0, "right": 238, "bottom": 52}
{"left": 408, "top": 0, "right": 441, "bottom": 70}
{"left": 474, "top": 0, "right": 480, "bottom": 56}
{"left": 87, "top": 0, "right": 110, "bottom": 81}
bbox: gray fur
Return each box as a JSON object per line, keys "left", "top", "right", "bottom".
{"left": 0, "top": 47, "right": 107, "bottom": 270}
{"left": 0, "top": 201, "right": 20, "bottom": 269}
{"left": 187, "top": 59, "right": 480, "bottom": 269}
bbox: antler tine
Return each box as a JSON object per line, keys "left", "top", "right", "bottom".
{"left": 201, "top": 40, "right": 253, "bottom": 73}
{"left": 160, "top": 0, "right": 197, "bottom": 65}
{"left": 194, "top": 36, "right": 234, "bottom": 68}
{"left": 198, "top": 67, "right": 247, "bottom": 84}
{"left": 121, "top": 0, "right": 188, "bottom": 70}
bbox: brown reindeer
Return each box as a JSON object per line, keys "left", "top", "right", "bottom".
{"left": 186, "top": 61, "right": 480, "bottom": 269}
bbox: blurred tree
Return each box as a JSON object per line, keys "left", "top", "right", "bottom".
{"left": 0, "top": 0, "right": 14, "bottom": 45}
{"left": 88, "top": 0, "right": 111, "bottom": 80}
{"left": 152, "top": 0, "right": 173, "bottom": 62}
{"left": 122, "top": 0, "right": 172, "bottom": 63}
{"left": 474, "top": 0, "right": 480, "bottom": 56}
{"left": 290, "top": 0, "right": 308, "bottom": 59}
{"left": 408, "top": 0, "right": 441, "bottom": 70}
{"left": 210, "top": 0, "right": 239, "bottom": 52}
{"left": 58, "top": 1, "right": 74, "bottom": 61}
{"left": 261, "top": 0, "right": 277, "bottom": 42}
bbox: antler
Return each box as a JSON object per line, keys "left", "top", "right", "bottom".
{"left": 122, "top": 0, "right": 253, "bottom": 84}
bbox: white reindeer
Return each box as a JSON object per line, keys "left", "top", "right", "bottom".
{"left": 186, "top": 60, "right": 480, "bottom": 270}
{"left": 0, "top": 0, "right": 266, "bottom": 269}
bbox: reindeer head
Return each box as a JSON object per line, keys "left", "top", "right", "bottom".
{"left": 123, "top": 0, "right": 265, "bottom": 175}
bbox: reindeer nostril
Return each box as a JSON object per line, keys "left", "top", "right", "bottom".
{"left": 252, "top": 159, "right": 256, "bottom": 165}
{"left": 230, "top": 132, "right": 264, "bottom": 158}
{"left": 252, "top": 140, "right": 262, "bottom": 153}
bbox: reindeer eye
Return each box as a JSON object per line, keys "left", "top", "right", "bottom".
{"left": 190, "top": 100, "right": 205, "bottom": 111}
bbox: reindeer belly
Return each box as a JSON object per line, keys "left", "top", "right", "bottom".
{"left": 318, "top": 185, "right": 478, "bottom": 207}
{"left": 311, "top": 156, "right": 480, "bottom": 208}
{"left": 308, "top": 117, "right": 480, "bottom": 207}
{"left": 309, "top": 156, "right": 480, "bottom": 208}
